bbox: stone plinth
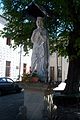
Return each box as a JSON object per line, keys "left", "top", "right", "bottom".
{"left": 24, "top": 83, "right": 48, "bottom": 120}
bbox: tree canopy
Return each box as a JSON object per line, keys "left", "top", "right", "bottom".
{"left": 1, "top": 0, "right": 80, "bottom": 56}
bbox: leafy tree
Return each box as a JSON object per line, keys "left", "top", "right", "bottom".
{"left": 1, "top": 0, "right": 80, "bottom": 94}
{"left": 0, "top": 0, "right": 35, "bottom": 53}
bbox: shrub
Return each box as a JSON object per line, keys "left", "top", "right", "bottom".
{"left": 22, "top": 73, "right": 31, "bottom": 82}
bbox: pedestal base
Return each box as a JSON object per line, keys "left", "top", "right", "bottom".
{"left": 24, "top": 83, "right": 48, "bottom": 120}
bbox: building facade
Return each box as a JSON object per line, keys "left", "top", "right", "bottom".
{"left": 50, "top": 52, "right": 69, "bottom": 82}
{"left": 0, "top": 15, "right": 31, "bottom": 81}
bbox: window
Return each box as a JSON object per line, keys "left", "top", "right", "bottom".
{"left": 6, "top": 38, "right": 11, "bottom": 45}
{"left": 7, "top": 78, "right": 13, "bottom": 83}
{"left": 5, "top": 61, "right": 11, "bottom": 77}
{"left": 58, "top": 66, "right": 62, "bottom": 78}
{"left": 0, "top": 78, "right": 6, "bottom": 82}
{"left": 57, "top": 66, "right": 62, "bottom": 81}
{"left": 50, "top": 66, "right": 54, "bottom": 81}
{"left": 23, "top": 63, "right": 27, "bottom": 74}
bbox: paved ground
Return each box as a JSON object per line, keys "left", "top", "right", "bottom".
{"left": 0, "top": 92, "right": 24, "bottom": 120}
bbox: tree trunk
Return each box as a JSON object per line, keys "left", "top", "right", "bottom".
{"left": 64, "top": 58, "right": 80, "bottom": 94}
{"left": 64, "top": 30, "right": 80, "bottom": 94}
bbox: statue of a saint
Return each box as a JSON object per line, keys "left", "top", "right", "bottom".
{"left": 31, "top": 17, "right": 49, "bottom": 82}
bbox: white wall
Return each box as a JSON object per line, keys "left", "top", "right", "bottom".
{"left": 50, "top": 52, "right": 69, "bottom": 81}
{"left": 50, "top": 52, "right": 58, "bottom": 81}
{"left": 0, "top": 16, "right": 31, "bottom": 81}
{"left": 62, "top": 57, "right": 69, "bottom": 81}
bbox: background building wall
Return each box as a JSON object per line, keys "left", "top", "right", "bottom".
{"left": 50, "top": 52, "right": 69, "bottom": 82}
{"left": 0, "top": 15, "right": 31, "bottom": 81}
{"left": 62, "top": 57, "right": 69, "bottom": 81}
{"left": 50, "top": 52, "right": 58, "bottom": 81}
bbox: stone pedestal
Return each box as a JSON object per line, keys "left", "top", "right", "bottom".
{"left": 24, "top": 83, "right": 48, "bottom": 120}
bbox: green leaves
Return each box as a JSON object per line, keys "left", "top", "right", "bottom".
{"left": 1, "top": 0, "right": 80, "bottom": 57}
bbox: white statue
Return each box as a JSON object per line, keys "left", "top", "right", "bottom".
{"left": 31, "top": 17, "right": 49, "bottom": 82}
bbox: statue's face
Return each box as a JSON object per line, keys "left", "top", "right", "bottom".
{"left": 36, "top": 18, "right": 43, "bottom": 28}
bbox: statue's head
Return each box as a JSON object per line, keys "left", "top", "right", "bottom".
{"left": 36, "top": 17, "right": 44, "bottom": 28}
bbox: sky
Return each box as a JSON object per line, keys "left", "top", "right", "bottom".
{"left": 0, "top": 0, "right": 3, "bottom": 15}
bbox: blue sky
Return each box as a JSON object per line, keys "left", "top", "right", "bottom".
{"left": 0, "top": 0, "right": 3, "bottom": 15}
